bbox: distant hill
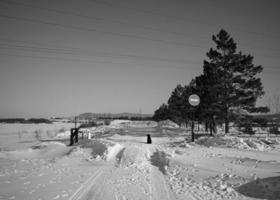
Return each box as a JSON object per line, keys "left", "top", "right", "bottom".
{"left": 77, "top": 112, "right": 152, "bottom": 120}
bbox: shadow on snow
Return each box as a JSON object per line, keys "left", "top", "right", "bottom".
{"left": 236, "top": 176, "right": 280, "bottom": 200}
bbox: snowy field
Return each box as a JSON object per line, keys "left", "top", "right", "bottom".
{"left": 0, "top": 121, "right": 280, "bottom": 200}
{"left": 0, "top": 122, "right": 76, "bottom": 151}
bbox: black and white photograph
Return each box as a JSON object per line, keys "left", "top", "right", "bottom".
{"left": 0, "top": 0, "right": 280, "bottom": 199}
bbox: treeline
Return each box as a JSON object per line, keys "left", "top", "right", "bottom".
{"left": 0, "top": 118, "right": 52, "bottom": 124}
{"left": 153, "top": 29, "right": 269, "bottom": 135}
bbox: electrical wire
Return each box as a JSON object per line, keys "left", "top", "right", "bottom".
{"left": 0, "top": 43, "right": 201, "bottom": 64}
{"left": 1, "top": 0, "right": 279, "bottom": 53}
{"left": 0, "top": 14, "right": 208, "bottom": 49}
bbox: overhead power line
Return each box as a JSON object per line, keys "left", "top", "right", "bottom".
{"left": 0, "top": 36, "right": 278, "bottom": 63}
{"left": 1, "top": 13, "right": 279, "bottom": 60}
{"left": 1, "top": 0, "right": 280, "bottom": 53}
{"left": 0, "top": 39, "right": 278, "bottom": 72}
{"left": 0, "top": 37, "right": 84, "bottom": 49}
{"left": 89, "top": 0, "right": 280, "bottom": 40}
{"left": 0, "top": 52, "right": 278, "bottom": 74}
{"left": 0, "top": 0, "right": 209, "bottom": 40}
{"left": 0, "top": 43, "right": 201, "bottom": 64}
{"left": 1, "top": 35, "right": 279, "bottom": 67}
{"left": 0, "top": 14, "right": 208, "bottom": 49}
{"left": 0, "top": 53, "right": 203, "bottom": 70}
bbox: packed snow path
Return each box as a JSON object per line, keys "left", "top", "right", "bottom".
{"left": 70, "top": 143, "right": 177, "bottom": 200}
{"left": 67, "top": 137, "right": 271, "bottom": 200}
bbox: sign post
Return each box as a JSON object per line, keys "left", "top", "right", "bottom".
{"left": 70, "top": 116, "right": 80, "bottom": 146}
{"left": 188, "top": 94, "right": 200, "bottom": 142}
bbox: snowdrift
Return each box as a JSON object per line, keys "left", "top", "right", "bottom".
{"left": 196, "top": 136, "right": 279, "bottom": 151}
{"left": 110, "top": 120, "right": 131, "bottom": 126}
{"left": 110, "top": 120, "right": 157, "bottom": 128}
{"left": 158, "top": 120, "right": 179, "bottom": 129}
{"left": 0, "top": 140, "right": 110, "bottom": 162}
{"left": 128, "top": 121, "right": 158, "bottom": 128}
{"left": 0, "top": 142, "right": 70, "bottom": 160}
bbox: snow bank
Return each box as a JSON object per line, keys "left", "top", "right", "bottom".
{"left": 92, "top": 126, "right": 111, "bottom": 134}
{"left": 0, "top": 142, "right": 69, "bottom": 160}
{"left": 0, "top": 139, "right": 110, "bottom": 162}
{"left": 110, "top": 120, "right": 131, "bottom": 126}
{"left": 196, "top": 136, "right": 277, "bottom": 151}
{"left": 128, "top": 121, "right": 158, "bottom": 128}
{"left": 109, "top": 120, "right": 157, "bottom": 128}
{"left": 78, "top": 140, "right": 108, "bottom": 160}
{"left": 106, "top": 143, "right": 124, "bottom": 161}
{"left": 55, "top": 130, "right": 71, "bottom": 138}
{"left": 109, "top": 120, "right": 131, "bottom": 129}
{"left": 66, "top": 143, "right": 107, "bottom": 161}
{"left": 158, "top": 120, "right": 179, "bottom": 129}
{"left": 117, "top": 146, "right": 148, "bottom": 167}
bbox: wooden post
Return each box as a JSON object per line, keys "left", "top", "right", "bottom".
{"left": 75, "top": 128, "right": 78, "bottom": 143}
{"left": 191, "top": 109, "right": 195, "bottom": 142}
{"left": 70, "top": 128, "right": 79, "bottom": 145}
{"left": 70, "top": 128, "right": 75, "bottom": 146}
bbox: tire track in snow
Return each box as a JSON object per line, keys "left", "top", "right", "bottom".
{"left": 70, "top": 143, "right": 177, "bottom": 200}
{"left": 114, "top": 144, "right": 155, "bottom": 199}
{"left": 69, "top": 167, "right": 104, "bottom": 200}
{"left": 110, "top": 144, "right": 176, "bottom": 200}
{"left": 148, "top": 148, "right": 176, "bottom": 200}
{"left": 149, "top": 147, "right": 205, "bottom": 200}
{"left": 69, "top": 143, "right": 125, "bottom": 200}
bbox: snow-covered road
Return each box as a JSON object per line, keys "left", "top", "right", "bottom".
{"left": 70, "top": 142, "right": 177, "bottom": 200}
{"left": 1, "top": 123, "right": 280, "bottom": 200}
{"left": 68, "top": 135, "right": 280, "bottom": 200}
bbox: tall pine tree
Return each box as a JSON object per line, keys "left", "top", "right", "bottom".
{"left": 153, "top": 104, "right": 170, "bottom": 121}
{"left": 195, "top": 71, "right": 220, "bottom": 135}
{"left": 167, "top": 84, "right": 185, "bottom": 125}
{"left": 203, "top": 29, "right": 268, "bottom": 133}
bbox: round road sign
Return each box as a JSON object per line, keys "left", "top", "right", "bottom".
{"left": 188, "top": 94, "right": 200, "bottom": 106}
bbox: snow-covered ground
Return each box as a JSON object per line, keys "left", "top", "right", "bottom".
{"left": 0, "top": 122, "right": 280, "bottom": 200}
{"left": 0, "top": 122, "right": 76, "bottom": 151}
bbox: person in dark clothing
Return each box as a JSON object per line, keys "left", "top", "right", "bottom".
{"left": 147, "top": 134, "right": 152, "bottom": 144}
